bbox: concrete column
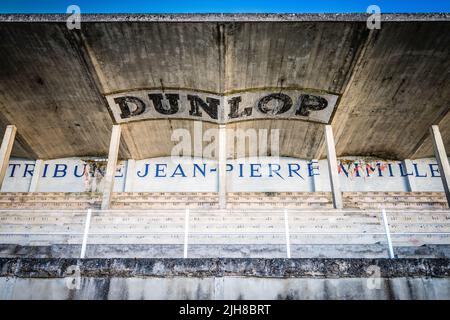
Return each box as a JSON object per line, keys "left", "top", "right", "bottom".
{"left": 124, "top": 159, "right": 135, "bottom": 192}
{"left": 324, "top": 125, "right": 343, "bottom": 209}
{"left": 0, "top": 125, "right": 17, "bottom": 190}
{"left": 218, "top": 125, "right": 227, "bottom": 209}
{"left": 430, "top": 125, "right": 450, "bottom": 207}
{"left": 29, "top": 159, "right": 44, "bottom": 192}
{"left": 101, "top": 125, "right": 121, "bottom": 210}
{"left": 402, "top": 159, "right": 416, "bottom": 192}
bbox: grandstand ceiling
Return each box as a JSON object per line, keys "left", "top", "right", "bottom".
{"left": 0, "top": 14, "right": 449, "bottom": 160}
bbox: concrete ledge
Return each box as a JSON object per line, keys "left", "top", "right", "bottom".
{"left": 3, "top": 244, "right": 450, "bottom": 259}
{"left": 1, "top": 258, "right": 450, "bottom": 279}
{"left": 0, "top": 13, "right": 450, "bottom": 23}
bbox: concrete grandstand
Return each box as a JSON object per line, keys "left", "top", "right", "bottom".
{"left": 0, "top": 13, "right": 449, "bottom": 299}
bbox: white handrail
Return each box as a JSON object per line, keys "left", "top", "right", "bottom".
{"left": 284, "top": 209, "right": 291, "bottom": 258}
{"left": 80, "top": 208, "right": 92, "bottom": 259}
{"left": 184, "top": 208, "right": 190, "bottom": 258}
{"left": 381, "top": 208, "right": 395, "bottom": 259}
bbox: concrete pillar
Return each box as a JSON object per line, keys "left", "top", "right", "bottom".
{"left": 0, "top": 125, "right": 16, "bottom": 190}
{"left": 324, "top": 125, "right": 343, "bottom": 209}
{"left": 29, "top": 159, "right": 44, "bottom": 192}
{"left": 124, "top": 159, "right": 135, "bottom": 192}
{"left": 430, "top": 125, "right": 450, "bottom": 207}
{"left": 101, "top": 125, "right": 121, "bottom": 210}
{"left": 402, "top": 159, "right": 416, "bottom": 192}
{"left": 218, "top": 125, "right": 227, "bottom": 209}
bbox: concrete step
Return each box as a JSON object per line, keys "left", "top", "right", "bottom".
{"left": 2, "top": 243, "right": 450, "bottom": 259}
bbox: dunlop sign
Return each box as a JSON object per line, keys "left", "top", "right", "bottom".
{"left": 105, "top": 89, "right": 339, "bottom": 124}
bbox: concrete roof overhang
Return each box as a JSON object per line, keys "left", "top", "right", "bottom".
{"left": 0, "top": 14, "right": 449, "bottom": 160}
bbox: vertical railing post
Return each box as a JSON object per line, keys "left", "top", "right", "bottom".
{"left": 80, "top": 208, "right": 92, "bottom": 259}
{"left": 284, "top": 209, "right": 291, "bottom": 258}
{"left": 218, "top": 125, "right": 227, "bottom": 209}
{"left": 184, "top": 208, "right": 190, "bottom": 258}
{"left": 381, "top": 208, "right": 395, "bottom": 259}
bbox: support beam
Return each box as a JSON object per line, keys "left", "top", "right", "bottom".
{"left": 0, "top": 125, "right": 17, "bottom": 190}
{"left": 324, "top": 125, "right": 343, "bottom": 209}
{"left": 218, "top": 125, "right": 227, "bottom": 209}
{"left": 101, "top": 125, "right": 121, "bottom": 210}
{"left": 430, "top": 125, "right": 450, "bottom": 207}
{"left": 29, "top": 159, "right": 44, "bottom": 192}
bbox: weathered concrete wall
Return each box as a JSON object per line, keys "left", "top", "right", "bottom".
{"left": 3, "top": 276, "right": 450, "bottom": 300}
{"left": 1, "top": 258, "right": 449, "bottom": 300}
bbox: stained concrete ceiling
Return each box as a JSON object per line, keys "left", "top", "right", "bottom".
{"left": 0, "top": 14, "right": 449, "bottom": 160}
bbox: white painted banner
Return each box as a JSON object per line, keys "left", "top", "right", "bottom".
{"left": 1, "top": 156, "right": 447, "bottom": 193}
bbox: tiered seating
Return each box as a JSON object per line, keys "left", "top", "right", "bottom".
{"left": 344, "top": 192, "right": 448, "bottom": 209}
{"left": 188, "top": 209, "right": 287, "bottom": 257}
{"left": 111, "top": 192, "right": 218, "bottom": 209}
{"left": 0, "top": 192, "right": 446, "bottom": 210}
{"left": 288, "top": 210, "right": 390, "bottom": 258}
{"left": 0, "top": 191, "right": 448, "bottom": 258}
{"left": 227, "top": 192, "right": 333, "bottom": 209}
{"left": 385, "top": 209, "right": 450, "bottom": 258}
{"left": 0, "top": 207, "right": 449, "bottom": 258}
{"left": 0, "top": 192, "right": 101, "bottom": 209}
{"left": 0, "top": 209, "right": 85, "bottom": 246}
{"left": 111, "top": 192, "right": 333, "bottom": 209}
{"left": 88, "top": 209, "right": 186, "bottom": 245}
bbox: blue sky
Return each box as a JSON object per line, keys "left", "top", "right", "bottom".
{"left": 0, "top": 0, "right": 449, "bottom": 13}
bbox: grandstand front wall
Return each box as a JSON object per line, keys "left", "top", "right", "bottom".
{"left": 2, "top": 156, "right": 448, "bottom": 193}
